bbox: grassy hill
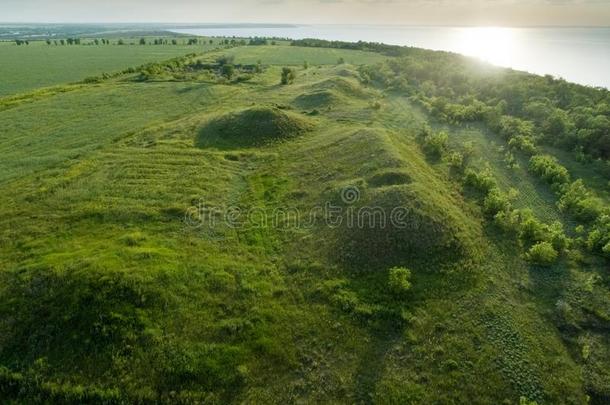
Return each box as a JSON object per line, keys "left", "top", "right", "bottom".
{"left": 0, "top": 40, "right": 608, "bottom": 404}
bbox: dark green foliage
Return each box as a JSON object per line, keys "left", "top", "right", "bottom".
{"left": 281, "top": 67, "right": 296, "bottom": 85}
{"left": 388, "top": 267, "right": 412, "bottom": 297}
{"left": 221, "top": 63, "right": 235, "bottom": 80}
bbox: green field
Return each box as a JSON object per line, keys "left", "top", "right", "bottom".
{"left": 0, "top": 40, "right": 216, "bottom": 95}
{"left": 0, "top": 40, "right": 609, "bottom": 404}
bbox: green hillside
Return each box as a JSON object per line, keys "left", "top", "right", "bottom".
{"left": 0, "top": 40, "right": 608, "bottom": 404}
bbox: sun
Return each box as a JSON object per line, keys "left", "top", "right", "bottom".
{"left": 455, "top": 27, "right": 516, "bottom": 67}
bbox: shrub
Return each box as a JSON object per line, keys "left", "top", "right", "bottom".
{"left": 482, "top": 188, "right": 511, "bottom": 217}
{"left": 508, "top": 135, "right": 538, "bottom": 155}
{"left": 464, "top": 167, "right": 497, "bottom": 194}
{"left": 422, "top": 131, "right": 448, "bottom": 158}
{"left": 388, "top": 267, "right": 412, "bottom": 297}
{"left": 558, "top": 180, "right": 603, "bottom": 223}
{"left": 221, "top": 64, "right": 235, "bottom": 80}
{"left": 518, "top": 211, "right": 547, "bottom": 245}
{"left": 587, "top": 214, "right": 610, "bottom": 258}
{"left": 281, "top": 67, "right": 296, "bottom": 85}
{"left": 525, "top": 242, "right": 558, "bottom": 266}
{"left": 529, "top": 155, "right": 570, "bottom": 190}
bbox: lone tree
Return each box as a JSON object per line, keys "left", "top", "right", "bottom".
{"left": 139, "top": 38, "right": 146, "bottom": 45}
{"left": 221, "top": 64, "right": 235, "bottom": 80}
{"left": 281, "top": 67, "right": 296, "bottom": 85}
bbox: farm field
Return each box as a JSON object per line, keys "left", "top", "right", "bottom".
{"left": 0, "top": 40, "right": 217, "bottom": 95}
{"left": 0, "top": 39, "right": 609, "bottom": 404}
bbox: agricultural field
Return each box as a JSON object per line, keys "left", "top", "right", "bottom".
{"left": 0, "top": 38, "right": 609, "bottom": 404}
{"left": 0, "top": 39, "right": 216, "bottom": 95}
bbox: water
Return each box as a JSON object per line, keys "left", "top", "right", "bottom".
{"left": 171, "top": 25, "right": 610, "bottom": 89}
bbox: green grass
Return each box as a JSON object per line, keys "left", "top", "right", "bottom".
{"left": 223, "top": 45, "right": 388, "bottom": 66}
{"left": 0, "top": 40, "right": 217, "bottom": 95}
{"left": 0, "top": 42, "right": 607, "bottom": 404}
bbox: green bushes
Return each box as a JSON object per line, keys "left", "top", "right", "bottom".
{"left": 281, "top": 67, "right": 296, "bottom": 85}
{"left": 462, "top": 164, "right": 566, "bottom": 265}
{"left": 587, "top": 215, "right": 610, "bottom": 259}
{"left": 421, "top": 130, "right": 448, "bottom": 159}
{"left": 558, "top": 179, "right": 604, "bottom": 222}
{"left": 528, "top": 155, "right": 570, "bottom": 190}
{"left": 464, "top": 167, "right": 497, "bottom": 194}
{"left": 388, "top": 267, "right": 412, "bottom": 297}
{"left": 526, "top": 242, "right": 559, "bottom": 266}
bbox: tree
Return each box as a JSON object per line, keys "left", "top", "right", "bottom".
{"left": 388, "top": 267, "right": 412, "bottom": 297}
{"left": 281, "top": 67, "right": 296, "bottom": 85}
{"left": 171, "top": 39, "right": 178, "bottom": 45}
{"left": 303, "top": 61, "right": 309, "bottom": 70}
{"left": 118, "top": 39, "right": 125, "bottom": 46}
{"left": 221, "top": 64, "right": 235, "bottom": 80}
{"left": 139, "top": 38, "right": 146, "bottom": 45}
{"left": 337, "top": 57, "right": 345, "bottom": 64}
{"left": 45, "top": 39, "right": 51, "bottom": 45}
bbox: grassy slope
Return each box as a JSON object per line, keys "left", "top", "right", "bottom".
{"left": 0, "top": 41, "right": 217, "bottom": 96}
{"left": 0, "top": 44, "right": 600, "bottom": 403}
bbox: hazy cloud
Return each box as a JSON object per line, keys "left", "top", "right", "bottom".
{"left": 1, "top": 0, "right": 609, "bottom": 25}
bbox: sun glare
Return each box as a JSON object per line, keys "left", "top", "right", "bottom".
{"left": 455, "top": 27, "right": 516, "bottom": 67}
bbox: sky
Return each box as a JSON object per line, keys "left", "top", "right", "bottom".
{"left": 2, "top": 0, "right": 610, "bottom": 26}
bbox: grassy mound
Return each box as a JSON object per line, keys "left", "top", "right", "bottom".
{"left": 197, "top": 107, "right": 313, "bottom": 149}
{"left": 333, "top": 66, "right": 359, "bottom": 78}
{"left": 337, "top": 185, "right": 480, "bottom": 270}
{"left": 310, "top": 77, "right": 368, "bottom": 98}
{"left": 293, "top": 90, "right": 346, "bottom": 109}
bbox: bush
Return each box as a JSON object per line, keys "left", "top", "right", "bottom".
{"left": 483, "top": 188, "right": 511, "bottom": 217}
{"left": 587, "top": 214, "right": 610, "bottom": 258}
{"left": 464, "top": 167, "right": 497, "bottom": 194}
{"left": 525, "top": 242, "right": 558, "bottom": 266}
{"left": 281, "top": 67, "right": 296, "bottom": 85}
{"left": 388, "top": 267, "right": 412, "bottom": 297}
{"left": 508, "top": 135, "right": 538, "bottom": 155}
{"left": 529, "top": 155, "right": 570, "bottom": 190}
{"left": 558, "top": 180, "right": 603, "bottom": 222}
{"left": 422, "top": 131, "right": 448, "bottom": 158}
{"left": 518, "top": 211, "right": 547, "bottom": 245}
